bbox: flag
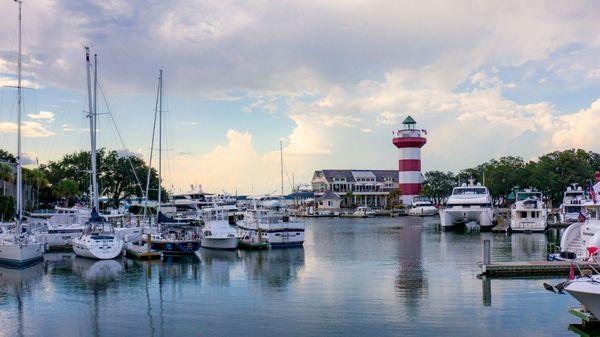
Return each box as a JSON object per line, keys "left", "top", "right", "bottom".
{"left": 590, "top": 180, "right": 597, "bottom": 203}
{"left": 587, "top": 247, "right": 599, "bottom": 260}
{"left": 569, "top": 262, "right": 575, "bottom": 280}
{"left": 578, "top": 212, "right": 587, "bottom": 223}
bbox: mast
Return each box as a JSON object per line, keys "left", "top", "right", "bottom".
{"left": 157, "top": 69, "right": 163, "bottom": 213}
{"left": 143, "top": 70, "right": 161, "bottom": 219}
{"left": 15, "top": 0, "right": 23, "bottom": 232}
{"left": 280, "top": 141, "right": 284, "bottom": 197}
{"left": 84, "top": 47, "right": 99, "bottom": 211}
{"left": 92, "top": 54, "right": 99, "bottom": 211}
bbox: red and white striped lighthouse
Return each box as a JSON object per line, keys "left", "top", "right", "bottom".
{"left": 392, "top": 116, "right": 427, "bottom": 205}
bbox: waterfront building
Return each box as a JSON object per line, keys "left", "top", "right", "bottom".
{"left": 311, "top": 170, "right": 399, "bottom": 208}
{"left": 393, "top": 116, "right": 427, "bottom": 205}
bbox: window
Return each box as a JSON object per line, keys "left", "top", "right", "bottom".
{"left": 328, "top": 201, "right": 332, "bottom": 206}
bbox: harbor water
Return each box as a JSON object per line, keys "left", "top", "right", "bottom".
{"left": 0, "top": 217, "right": 579, "bottom": 337}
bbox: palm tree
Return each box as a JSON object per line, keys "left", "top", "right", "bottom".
{"left": 0, "top": 163, "right": 14, "bottom": 197}
{"left": 23, "top": 168, "right": 49, "bottom": 209}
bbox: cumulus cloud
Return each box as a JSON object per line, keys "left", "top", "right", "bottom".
{"left": 27, "top": 110, "right": 54, "bottom": 120}
{"left": 0, "top": 121, "right": 54, "bottom": 137}
{"left": 552, "top": 99, "right": 600, "bottom": 151}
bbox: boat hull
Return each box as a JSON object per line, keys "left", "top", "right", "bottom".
{"left": 72, "top": 235, "right": 124, "bottom": 260}
{"left": 566, "top": 281, "right": 600, "bottom": 317}
{"left": 408, "top": 206, "right": 438, "bottom": 217}
{"left": 440, "top": 207, "right": 494, "bottom": 230}
{"left": 200, "top": 237, "right": 240, "bottom": 250}
{"left": 0, "top": 242, "right": 44, "bottom": 268}
{"left": 150, "top": 240, "right": 200, "bottom": 255}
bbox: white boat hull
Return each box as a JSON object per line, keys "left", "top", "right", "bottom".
{"left": 0, "top": 241, "right": 44, "bottom": 267}
{"left": 566, "top": 278, "right": 600, "bottom": 317}
{"left": 510, "top": 219, "right": 547, "bottom": 232}
{"left": 440, "top": 207, "right": 494, "bottom": 230}
{"left": 200, "top": 237, "right": 240, "bottom": 250}
{"left": 73, "top": 235, "right": 124, "bottom": 260}
{"left": 408, "top": 206, "right": 438, "bottom": 217}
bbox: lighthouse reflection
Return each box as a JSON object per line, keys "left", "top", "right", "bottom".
{"left": 395, "top": 218, "right": 427, "bottom": 306}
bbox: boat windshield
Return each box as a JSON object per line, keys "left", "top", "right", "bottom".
{"left": 453, "top": 187, "right": 486, "bottom": 195}
{"left": 517, "top": 192, "right": 541, "bottom": 201}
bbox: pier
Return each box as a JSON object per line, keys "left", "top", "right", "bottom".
{"left": 479, "top": 239, "right": 599, "bottom": 277}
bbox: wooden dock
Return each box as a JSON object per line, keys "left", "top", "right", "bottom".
{"left": 479, "top": 239, "right": 600, "bottom": 277}
{"left": 125, "top": 234, "right": 161, "bottom": 260}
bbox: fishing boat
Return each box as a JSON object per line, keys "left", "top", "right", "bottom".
{"left": 559, "top": 184, "right": 590, "bottom": 224}
{"left": 237, "top": 206, "right": 304, "bottom": 248}
{"left": 0, "top": 1, "right": 44, "bottom": 268}
{"left": 509, "top": 189, "right": 548, "bottom": 232}
{"left": 439, "top": 180, "right": 495, "bottom": 231}
{"left": 407, "top": 196, "right": 438, "bottom": 216}
{"left": 200, "top": 206, "right": 240, "bottom": 250}
{"left": 72, "top": 48, "right": 124, "bottom": 260}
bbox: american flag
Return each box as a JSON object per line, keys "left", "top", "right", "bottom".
{"left": 589, "top": 180, "right": 597, "bottom": 203}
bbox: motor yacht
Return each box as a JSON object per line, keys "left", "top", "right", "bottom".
{"left": 550, "top": 190, "right": 600, "bottom": 261}
{"left": 509, "top": 189, "right": 548, "bottom": 232}
{"left": 564, "top": 274, "right": 600, "bottom": 318}
{"left": 559, "top": 184, "right": 590, "bottom": 224}
{"left": 29, "top": 207, "right": 88, "bottom": 248}
{"left": 407, "top": 196, "right": 438, "bottom": 216}
{"left": 200, "top": 206, "right": 240, "bottom": 250}
{"left": 440, "top": 180, "right": 495, "bottom": 231}
{"left": 237, "top": 207, "right": 304, "bottom": 248}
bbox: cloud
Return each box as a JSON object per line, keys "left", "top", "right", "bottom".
{"left": 27, "top": 110, "right": 54, "bottom": 120}
{"left": 179, "top": 121, "right": 197, "bottom": 126}
{"left": 552, "top": 99, "right": 600, "bottom": 151}
{"left": 21, "top": 153, "right": 37, "bottom": 165}
{"left": 0, "top": 121, "right": 54, "bottom": 137}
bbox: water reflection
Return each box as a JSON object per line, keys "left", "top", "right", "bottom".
{"left": 197, "top": 248, "right": 239, "bottom": 286}
{"left": 240, "top": 248, "right": 305, "bottom": 290}
{"left": 0, "top": 263, "right": 44, "bottom": 337}
{"left": 395, "top": 219, "right": 427, "bottom": 305}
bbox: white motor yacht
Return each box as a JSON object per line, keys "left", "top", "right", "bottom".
{"left": 559, "top": 184, "right": 590, "bottom": 224}
{"left": 510, "top": 189, "right": 548, "bottom": 233}
{"left": 407, "top": 196, "right": 438, "bottom": 216}
{"left": 440, "top": 180, "right": 495, "bottom": 231}
{"left": 564, "top": 274, "right": 600, "bottom": 318}
{"left": 29, "top": 207, "right": 88, "bottom": 248}
{"left": 346, "top": 206, "right": 376, "bottom": 218}
{"left": 237, "top": 207, "right": 304, "bottom": 248}
{"left": 551, "top": 192, "right": 600, "bottom": 261}
{"left": 200, "top": 206, "right": 240, "bottom": 250}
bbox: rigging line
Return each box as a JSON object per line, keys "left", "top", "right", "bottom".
{"left": 95, "top": 73, "right": 145, "bottom": 197}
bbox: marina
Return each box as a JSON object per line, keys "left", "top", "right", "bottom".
{"left": 0, "top": 216, "right": 589, "bottom": 336}
{"left": 0, "top": 1, "right": 598, "bottom": 336}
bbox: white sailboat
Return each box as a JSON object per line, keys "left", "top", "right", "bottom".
{"left": 0, "top": 1, "right": 44, "bottom": 268}
{"left": 72, "top": 48, "right": 123, "bottom": 260}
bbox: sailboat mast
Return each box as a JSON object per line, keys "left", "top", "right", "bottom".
{"left": 84, "top": 47, "right": 98, "bottom": 210}
{"left": 92, "top": 54, "right": 99, "bottom": 211}
{"left": 280, "top": 141, "right": 284, "bottom": 197}
{"left": 143, "top": 71, "right": 161, "bottom": 219}
{"left": 157, "top": 69, "right": 163, "bottom": 213}
{"left": 15, "top": 0, "right": 23, "bottom": 230}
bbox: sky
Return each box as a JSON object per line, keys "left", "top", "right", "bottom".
{"left": 0, "top": 0, "right": 599, "bottom": 195}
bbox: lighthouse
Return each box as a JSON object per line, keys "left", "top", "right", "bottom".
{"left": 392, "top": 116, "right": 427, "bottom": 205}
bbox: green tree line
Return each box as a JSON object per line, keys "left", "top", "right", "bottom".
{"left": 0, "top": 148, "right": 166, "bottom": 212}
{"left": 421, "top": 149, "right": 600, "bottom": 206}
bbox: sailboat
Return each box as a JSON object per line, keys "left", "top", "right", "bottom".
{"left": 72, "top": 48, "right": 123, "bottom": 260}
{"left": 0, "top": 1, "right": 45, "bottom": 268}
{"left": 141, "top": 70, "right": 200, "bottom": 255}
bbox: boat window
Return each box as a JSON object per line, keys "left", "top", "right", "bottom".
{"left": 517, "top": 193, "right": 541, "bottom": 201}
{"left": 453, "top": 188, "right": 486, "bottom": 195}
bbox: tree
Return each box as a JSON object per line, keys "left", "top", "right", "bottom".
{"left": 53, "top": 179, "right": 79, "bottom": 207}
{"left": 385, "top": 189, "right": 401, "bottom": 209}
{"left": 22, "top": 168, "right": 49, "bottom": 209}
{"left": 41, "top": 148, "right": 165, "bottom": 208}
{"left": 421, "top": 171, "right": 455, "bottom": 205}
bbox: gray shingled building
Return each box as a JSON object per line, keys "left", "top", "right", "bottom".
{"left": 311, "top": 169, "right": 399, "bottom": 208}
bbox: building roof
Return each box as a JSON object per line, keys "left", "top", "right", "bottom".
{"left": 315, "top": 169, "right": 398, "bottom": 183}
{"left": 402, "top": 116, "right": 416, "bottom": 124}
{"left": 317, "top": 190, "right": 340, "bottom": 200}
